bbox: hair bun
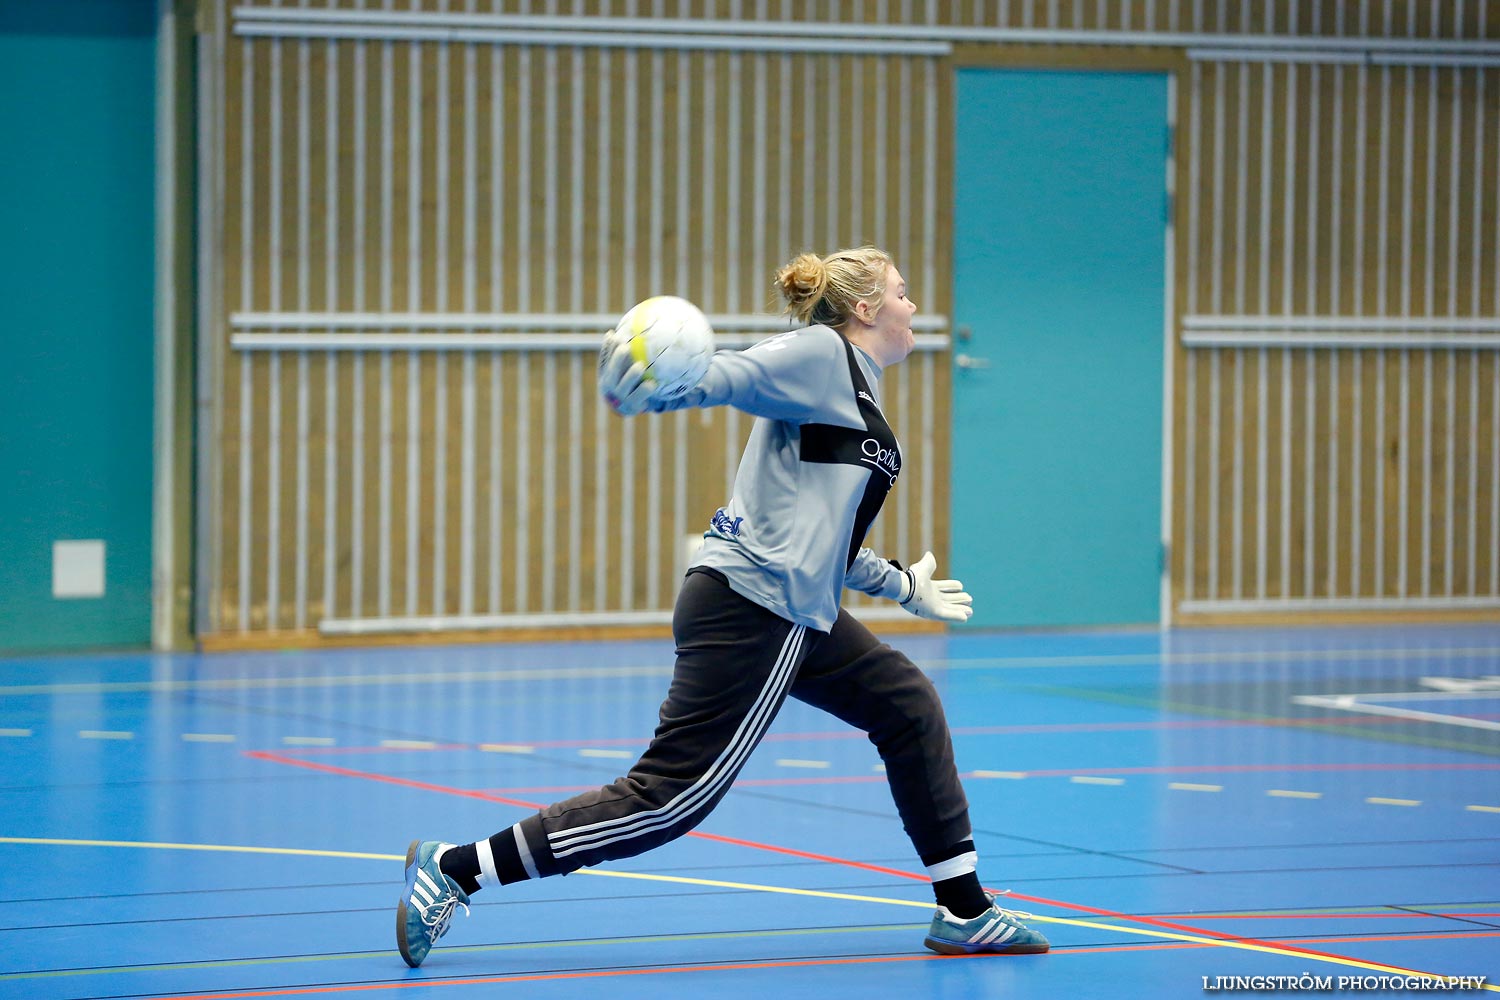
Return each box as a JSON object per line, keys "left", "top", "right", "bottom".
{"left": 774, "top": 252, "right": 829, "bottom": 323}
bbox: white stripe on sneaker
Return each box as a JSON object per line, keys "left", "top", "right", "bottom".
{"left": 967, "top": 915, "right": 1001, "bottom": 944}
{"left": 975, "top": 920, "right": 1010, "bottom": 947}
{"left": 548, "top": 625, "right": 806, "bottom": 860}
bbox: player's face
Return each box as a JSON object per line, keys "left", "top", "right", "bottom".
{"left": 872, "top": 266, "right": 918, "bottom": 365}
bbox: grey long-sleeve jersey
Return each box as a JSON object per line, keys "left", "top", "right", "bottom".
{"left": 649, "top": 324, "right": 909, "bottom": 632}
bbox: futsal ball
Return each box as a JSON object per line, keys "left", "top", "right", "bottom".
{"left": 615, "top": 295, "right": 715, "bottom": 398}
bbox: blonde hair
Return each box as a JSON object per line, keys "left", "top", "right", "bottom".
{"left": 773, "top": 246, "right": 894, "bottom": 328}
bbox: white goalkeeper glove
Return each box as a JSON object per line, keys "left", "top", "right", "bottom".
{"left": 597, "top": 329, "right": 655, "bottom": 416}
{"left": 898, "top": 551, "right": 973, "bottom": 623}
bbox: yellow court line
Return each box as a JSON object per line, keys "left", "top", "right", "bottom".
{"left": 592, "top": 870, "right": 1500, "bottom": 989}
{"left": 1, "top": 924, "right": 927, "bottom": 983}
{"left": 0, "top": 837, "right": 401, "bottom": 862}
{"left": 1, "top": 837, "right": 1493, "bottom": 991}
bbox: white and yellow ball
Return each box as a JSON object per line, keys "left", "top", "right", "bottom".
{"left": 615, "top": 295, "right": 715, "bottom": 398}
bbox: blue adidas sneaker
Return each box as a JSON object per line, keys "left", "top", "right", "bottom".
{"left": 923, "top": 891, "right": 1050, "bottom": 955}
{"left": 397, "top": 840, "right": 471, "bottom": 968}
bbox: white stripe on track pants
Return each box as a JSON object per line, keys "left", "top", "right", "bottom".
{"left": 515, "top": 568, "right": 973, "bottom": 877}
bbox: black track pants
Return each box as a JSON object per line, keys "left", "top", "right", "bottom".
{"left": 515, "top": 569, "right": 971, "bottom": 876}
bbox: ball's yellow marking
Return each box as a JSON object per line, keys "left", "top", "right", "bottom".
{"left": 1367, "top": 797, "right": 1421, "bottom": 807}
{"left": 78, "top": 730, "right": 133, "bottom": 740}
{"left": 1168, "top": 782, "right": 1223, "bottom": 792}
{"left": 182, "top": 733, "right": 236, "bottom": 743}
{"left": 282, "top": 736, "right": 335, "bottom": 746}
{"left": 0, "top": 728, "right": 32, "bottom": 737}
{"left": 1071, "top": 775, "right": 1125, "bottom": 785}
{"left": 1267, "top": 789, "right": 1322, "bottom": 799}
{"left": 1466, "top": 804, "right": 1500, "bottom": 814}
{"left": 380, "top": 739, "right": 437, "bottom": 749}
{"left": 629, "top": 296, "right": 665, "bottom": 336}
{"left": 480, "top": 742, "right": 535, "bottom": 754}
{"left": 580, "top": 748, "right": 633, "bottom": 759}
{"left": 972, "top": 770, "right": 1027, "bottom": 779}
{"left": 775, "top": 759, "right": 831, "bottom": 769}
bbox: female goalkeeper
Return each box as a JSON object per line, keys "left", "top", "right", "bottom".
{"left": 396, "top": 246, "right": 1050, "bottom": 967}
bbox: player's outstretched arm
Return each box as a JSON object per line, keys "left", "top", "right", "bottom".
{"left": 647, "top": 327, "right": 841, "bottom": 422}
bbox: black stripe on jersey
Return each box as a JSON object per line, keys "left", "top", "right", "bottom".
{"left": 799, "top": 337, "right": 903, "bottom": 570}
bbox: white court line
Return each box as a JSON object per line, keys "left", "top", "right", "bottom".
{"left": 1291, "top": 693, "right": 1500, "bottom": 733}
{"left": 1367, "top": 797, "right": 1422, "bottom": 807}
{"left": 182, "top": 733, "right": 237, "bottom": 743}
{"left": 0, "top": 729, "right": 32, "bottom": 737}
{"left": 579, "top": 749, "right": 633, "bottom": 759}
{"left": 1070, "top": 776, "right": 1125, "bottom": 786}
{"left": 78, "top": 731, "right": 134, "bottom": 741}
{"left": 480, "top": 743, "right": 535, "bottom": 754}
{"left": 7, "top": 645, "right": 1500, "bottom": 698}
{"left": 774, "top": 759, "right": 831, "bottom": 769}
{"left": 1267, "top": 789, "right": 1322, "bottom": 799}
{"left": 1, "top": 836, "right": 1492, "bottom": 990}
{"left": 282, "top": 736, "right": 335, "bottom": 747}
{"left": 1168, "top": 782, "right": 1223, "bottom": 792}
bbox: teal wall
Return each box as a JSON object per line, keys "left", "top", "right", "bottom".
{"left": 0, "top": 0, "right": 156, "bottom": 651}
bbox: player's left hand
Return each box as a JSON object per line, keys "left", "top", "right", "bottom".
{"left": 597, "top": 329, "right": 655, "bottom": 416}
{"left": 898, "top": 551, "right": 973, "bottom": 623}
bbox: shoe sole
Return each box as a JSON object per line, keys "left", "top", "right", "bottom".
{"left": 923, "top": 935, "right": 1049, "bottom": 956}
{"left": 396, "top": 840, "right": 421, "bottom": 968}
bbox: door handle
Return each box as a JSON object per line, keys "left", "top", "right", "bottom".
{"left": 955, "top": 353, "right": 991, "bottom": 370}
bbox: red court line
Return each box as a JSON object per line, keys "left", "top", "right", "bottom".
{"left": 247, "top": 751, "right": 925, "bottom": 879}
{"left": 475, "top": 779, "right": 892, "bottom": 795}
{"left": 242, "top": 752, "right": 543, "bottom": 811}
{"left": 132, "top": 951, "right": 1150, "bottom": 1000}
{"left": 245, "top": 752, "right": 1463, "bottom": 983}
{"left": 1006, "top": 762, "right": 1500, "bottom": 776}
{"left": 139, "top": 930, "right": 1500, "bottom": 1000}
{"left": 474, "top": 759, "right": 1500, "bottom": 796}
{"left": 1157, "top": 913, "right": 1500, "bottom": 920}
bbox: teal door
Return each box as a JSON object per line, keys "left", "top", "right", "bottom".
{"left": 952, "top": 69, "right": 1167, "bottom": 628}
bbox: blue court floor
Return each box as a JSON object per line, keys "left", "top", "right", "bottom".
{"left": 1, "top": 623, "right": 1497, "bottom": 999}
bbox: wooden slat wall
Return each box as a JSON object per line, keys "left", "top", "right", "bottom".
{"left": 208, "top": 0, "right": 951, "bottom": 634}
{"left": 201, "top": 0, "right": 1500, "bottom": 639}
{"left": 1176, "top": 52, "right": 1500, "bottom": 615}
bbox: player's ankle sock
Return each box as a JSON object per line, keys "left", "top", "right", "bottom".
{"left": 437, "top": 844, "right": 481, "bottom": 895}
{"left": 440, "top": 823, "right": 544, "bottom": 895}
{"left": 933, "top": 871, "right": 990, "bottom": 919}
{"left": 922, "top": 840, "right": 990, "bottom": 919}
